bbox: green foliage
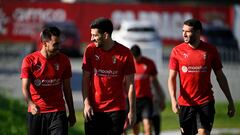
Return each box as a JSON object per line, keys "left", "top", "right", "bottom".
{"left": 0, "top": 95, "right": 239, "bottom": 135}
{"left": 0, "top": 95, "right": 27, "bottom": 135}
{"left": 0, "top": 94, "right": 85, "bottom": 135}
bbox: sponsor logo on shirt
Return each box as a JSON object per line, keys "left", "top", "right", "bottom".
{"left": 181, "top": 66, "right": 207, "bottom": 73}
{"left": 34, "top": 79, "right": 41, "bottom": 86}
{"left": 94, "top": 68, "right": 118, "bottom": 77}
{"left": 95, "top": 55, "right": 100, "bottom": 61}
{"left": 181, "top": 66, "right": 188, "bottom": 73}
{"left": 34, "top": 78, "right": 61, "bottom": 87}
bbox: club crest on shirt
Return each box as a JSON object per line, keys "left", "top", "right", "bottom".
{"left": 95, "top": 55, "right": 100, "bottom": 61}
{"left": 112, "top": 56, "right": 117, "bottom": 64}
{"left": 54, "top": 63, "right": 59, "bottom": 70}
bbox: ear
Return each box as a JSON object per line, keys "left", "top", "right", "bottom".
{"left": 103, "top": 32, "right": 109, "bottom": 39}
{"left": 41, "top": 40, "right": 47, "bottom": 47}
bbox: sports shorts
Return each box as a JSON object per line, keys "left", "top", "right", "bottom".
{"left": 179, "top": 101, "right": 215, "bottom": 135}
{"left": 27, "top": 111, "right": 68, "bottom": 135}
{"left": 84, "top": 110, "right": 126, "bottom": 135}
{"left": 135, "top": 97, "right": 153, "bottom": 124}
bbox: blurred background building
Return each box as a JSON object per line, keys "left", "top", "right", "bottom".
{"left": 0, "top": 0, "right": 240, "bottom": 105}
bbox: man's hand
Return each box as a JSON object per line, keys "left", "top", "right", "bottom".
{"left": 124, "top": 110, "right": 136, "bottom": 129}
{"left": 68, "top": 113, "right": 76, "bottom": 127}
{"left": 171, "top": 100, "right": 179, "bottom": 114}
{"left": 227, "top": 102, "right": 235, "bottom": 117}
{"left": 83, "top": 102, "right": 94, "bottom": 122}
{"left": 159, "top": 99, "right": 166, "bottom": 111}
{"left": 28, "top": 101, "right": 39, "bottom": 115}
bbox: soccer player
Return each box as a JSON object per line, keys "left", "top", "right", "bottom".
{"left": 130, "top": 45, "right": 165, "bottom": 135}
{"left": 168, "top": 18, "right": 235, "bottom": 135}
{"left": 82, "top": 17, "right": 136, "bottom": 135}
{"left": 21, "top": 26, "right": 76, "bottom": 135}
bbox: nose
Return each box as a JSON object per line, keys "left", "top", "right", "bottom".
{"left": 91, "top": 36, "right": 94, "bottom": 42}
{"left": 182, "top": 31, "right": 187, "bottom": 37}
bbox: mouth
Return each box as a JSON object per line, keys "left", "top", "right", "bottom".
{"left": 54, "top": 46, "right": 60, "bottom": 51}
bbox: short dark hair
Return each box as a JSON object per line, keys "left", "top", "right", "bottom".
{"left": 90, "top": 17, "right": 113, "bottom": 35}
{"left": 40, "top": 26, "right": 61, "bottom": 42}
{"left": 130, "top": 45, "right": 141, "bottom": 57}
{"left": 184, "top": 19, "right": 202, "bottom": 31}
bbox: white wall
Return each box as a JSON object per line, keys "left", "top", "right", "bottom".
{"left": 234, "top": 5, "right": 240, "bottom": 49}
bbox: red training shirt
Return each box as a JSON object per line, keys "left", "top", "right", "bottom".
{"left": 134, "top": 56, "right": 157, "bottom": 99}
{"left": 169, "top": 41, "right": 222, "bottom": 106}
{"left": 21, "top": 51, "right": 72, "bottom": 113}
{"left": 82, "top": 42, "right": 135, "bottom": 112}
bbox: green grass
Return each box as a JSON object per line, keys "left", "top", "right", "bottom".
{"left": 0, "top": 94, "right": 239, "bottom": 135}
{"left": 161, "top": 102, "right": 240, "bottom": 130}
{"left": 213, "top": 102, "right": 240, "bottom": 128}
{"left": 0, "top": 94, "right": 85, "bottom": 135}
{"left": 0, "top": 94, "right": 27, "bottom": 135}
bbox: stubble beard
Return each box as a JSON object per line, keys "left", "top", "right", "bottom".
{"left": 95, "top": 42, "right": 104, "bottom": 48}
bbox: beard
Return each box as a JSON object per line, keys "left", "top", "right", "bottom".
{"left": 93, "top": 38, "right": 104, "bottom": 48}
{"left": 184, "top": 35, "right": 197, "bottom": 44}
{"left": 95, "top": 42, "right": 103, "bottom": 48}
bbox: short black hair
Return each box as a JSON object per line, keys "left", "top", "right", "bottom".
{"left": 40, "top": 26, "right": 61, "bottom": 42}
{"left": 90, "top": 17, "right": 113, "bottom": 35}
{"left": 130, "top": 45, "right": 141, "bottom": 57}
{"left": 184, "top": 19, "right": 202, "bottom": 31}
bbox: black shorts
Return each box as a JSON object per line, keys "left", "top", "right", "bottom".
{"left": 179, "top": 101, "right": 215, "bottom": 135}
{"left": 84, "top": 110, "right": 126, "bottom": 135}
{"left": 27, "top": 111, "right": 68, "bottom": 135}
{"left": 135, "top": 97, "right": 153, "bottom": 124}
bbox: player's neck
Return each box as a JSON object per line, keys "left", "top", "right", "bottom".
{"left": 188, "top": 40, "right": 201, "bottom": 49}
{"left": 103, "top": 39, "right": 115, "bottom": 51}
{"left": 40, "top": 49, "right": 58, "bottom": 59}
{"left": 135, "top": 56, "right": 142, "bottom": 62}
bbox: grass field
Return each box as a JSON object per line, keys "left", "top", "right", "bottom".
{"left": 0, "top": 94, "right": 239, "bottom": 135}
